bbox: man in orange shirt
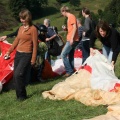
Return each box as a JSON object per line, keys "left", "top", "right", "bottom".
{"left": 60, "top": 6, "right": 79, "bottom": 77}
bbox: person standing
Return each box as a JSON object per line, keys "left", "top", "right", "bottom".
{"left": 90, "top": 20, "right": 120, "bottom": 68}
{"left": 44, "top": 18, "right": 64, "bottom": 63}
{"left": 5, "top": 9, "right": 38, "bottom": 101}
{"left": 43, "top": 18, "right": 58, "bottom": 63}
{"left": 81, "top": 7, "right": 92, "bottom": 64}
{"left": 60, "top": 6, "right": 79, "bottom": 77}
{"left": 75, "top": 18, "right": 83, "bottom": 50}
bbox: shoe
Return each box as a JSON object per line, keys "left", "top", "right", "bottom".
{"left": 17, "top": 96, "right": 27, "bottom": 101}
{"left": 63, "top": 73, "right": 72, "bottom": 77}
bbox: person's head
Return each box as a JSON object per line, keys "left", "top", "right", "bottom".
{"left": 19, "top": 9, "right": 32, "bottom": 26}
{"left": 77, "top": 18, "right": 82, "bottom": 27}
{"left": 96, "top": 20, "right": 110, "bottom": 38}
{"left": 38, "top": 24, "right": 47, "bottom": 42}
{"left": 60, "top": 6, "right": 70, "bottom": 17}
{"left": 82, "top": 7, "right": 90, "bottom": 17}
{"left": 44, "top": 19, "right": 50, "bottom": 27}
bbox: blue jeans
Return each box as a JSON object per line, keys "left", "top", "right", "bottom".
{"left": 81, "top": 40, "right": 90, "bottom": 64}
{"left": 61, "top": 41, "right": 78, "bottom": 74}
{"left": 102, "top": 45, "right": 113, "bottom": 62}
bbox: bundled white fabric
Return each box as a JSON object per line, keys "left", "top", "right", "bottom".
{"left": 83, "top": 50, "right": 120, "bottom": 91}
{"left": 51, "top": 58, "right": 82, "bottom": 75}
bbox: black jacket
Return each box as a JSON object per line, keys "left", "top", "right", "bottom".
{"left": 90, "top": 28, "right": 120, "bottom": 63}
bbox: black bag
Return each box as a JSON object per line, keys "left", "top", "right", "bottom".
{"left": 46, "top": 26, "right": 64, "bottom": 56}
{"left": 47, "top": 39, "right": 63, "bottom": 56}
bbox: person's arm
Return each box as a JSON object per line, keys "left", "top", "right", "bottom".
{"left": 0, "top": 28, "right": 19, "bottom": 41}
{"left": 70, "top": 23, "right": 77, "bottom": 45}
{"left": 89, "top": 31, "right": 97, "bottom": 55}
{"left": 46, "top": 34, "right": 57, "bottom": 41}
{"left": 5, "top": 36, "right": 19, "bottom": 56}
{"left": 7, "top": 28, "right": 19, "bottom": 38}
{"left": 31, "top": 26, "right": 38, "bottom": 65}
{"left": 45, "top": 28, "right": 57, "bottom": 41}
{"left": 110, "top": 29, "right": 120, "bottom": 64}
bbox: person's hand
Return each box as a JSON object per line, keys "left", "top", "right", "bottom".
{"left": 31, "top": 61, "right": 36, "bottom": 66}
{"left": 0, "top": 36, "right": 7, "bottom": 41}
{"left": 82, "top": 32, "right": 86, "bottom": 36}
{"left": 4, "top": 52, "right": 10, "bottom": 60}
{"left": 69, "top": 40, "right": 73, "bottom": 45}
{"left": 90, "top": 48, "right": 95, "bottom": 56}
{"left": 62, "top": 25, "right": 67, "bottom": 31}
{"left": 45, "top": 38, "right": 50, "bottom": 41}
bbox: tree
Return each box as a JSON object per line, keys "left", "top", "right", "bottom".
{"left": 69, "top": 0, "right": 81, "bottom": 8}
{"left": 103, "top": 0, "right": 120, "bottom": 27}
{"left": 9, "top": 0, "right": 48, "bottom": 20}
{"left": 9, "top": 0, "right": 28, "bottom": 20}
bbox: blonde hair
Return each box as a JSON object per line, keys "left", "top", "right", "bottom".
{"left": 60, "top": 6, "right": 70, "bottom": 13}
{"left": 19, "top": 9, "right": 32, "bottom": 26}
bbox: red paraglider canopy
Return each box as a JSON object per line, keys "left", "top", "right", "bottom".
{"left": 0, "top": 41, "right": 16, "bottom": 84}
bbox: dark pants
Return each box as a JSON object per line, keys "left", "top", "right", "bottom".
{"left": 14, "top": 51, "right": 32, "bottom": 99}
{"left": 81, "top": 40, "right": 90, "bottom": 64}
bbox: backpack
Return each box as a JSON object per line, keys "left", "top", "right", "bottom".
{"left": 49, "top": 26, "right": 58, "bottom": 34}
{"left": 47, "top": 26, "right": 64, "bottom": 56}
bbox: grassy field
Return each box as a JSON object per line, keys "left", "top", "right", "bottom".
{"left": 0, "top": 0, "right": 120, "bottom": 120}
{"left": 1, "top": 77, "right": 107, "bottom": 120}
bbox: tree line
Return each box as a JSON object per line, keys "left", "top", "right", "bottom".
{"left": 0, "top": 0, "right": 120, "bottom": 32}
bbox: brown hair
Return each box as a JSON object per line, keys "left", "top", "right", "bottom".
{"left": 82, "top": 7, "right": 90, "bottom": 15}
{"left": 19, "top": 9, "right": 32, "bottom": 26}
{"left": 96, "top": 20, "right": 110, "bottom": 38}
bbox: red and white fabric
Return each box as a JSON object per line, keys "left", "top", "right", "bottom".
{"left": 0, "top": 41, "right": 16, "bottom": 91}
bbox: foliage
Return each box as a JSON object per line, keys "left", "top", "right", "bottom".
{"left": 69, "top": 0, "right": 81, "bottom": 7}
{"left": 103, "top": 0, "right": 120, "bottom": 27}
{"left": 9, "top": 0, "right": 48, "bottom": 20}
{"left": 0, "top": 2, "right": 18, "bottom": 32}
{"left": 56, "top": 0, "right": 62, "bottom": 4}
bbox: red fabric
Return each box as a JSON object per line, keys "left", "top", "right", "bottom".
{"left": 79, "top": 65, "right": 92, "bottom": 73}
{"left": 42, "top": 60, "right": 58, "bottom": 79}
{"left": 74, "top": 49, "right": 82, "bottom": 58}
{"left": 110, "top": 83, "right": 120, "bottom": 92}
{"left": 0, "top": 41, "right": 16, "bottom": 84}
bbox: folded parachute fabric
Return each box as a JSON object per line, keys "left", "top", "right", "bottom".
{"left": 0, "top": 41, "right": 16, "bottom": 92}
{"left": 42, "top": 50, "right": 120, "bottom": 106}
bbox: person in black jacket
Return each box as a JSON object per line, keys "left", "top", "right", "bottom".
{"left": 90, "top": 20, "right": 120, "bottom": 68}
{"left": 0, "top": 28, "right": 19, "bottom": 41}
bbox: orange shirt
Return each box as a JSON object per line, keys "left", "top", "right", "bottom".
{"left": 67, "top": 13, "right": 78, "bottom": 41}
{"left": 8, "top": 25, "right": 38, "bottom": 63}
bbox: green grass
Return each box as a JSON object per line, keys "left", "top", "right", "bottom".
{"left": 0, "top": 0, "right": 120, "bottom": 120}
{"left": 80, "top": 0, "right": 111, "bottom": 13}
{"left": 0, "top": 77, "right": 107, "bottom": 120}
